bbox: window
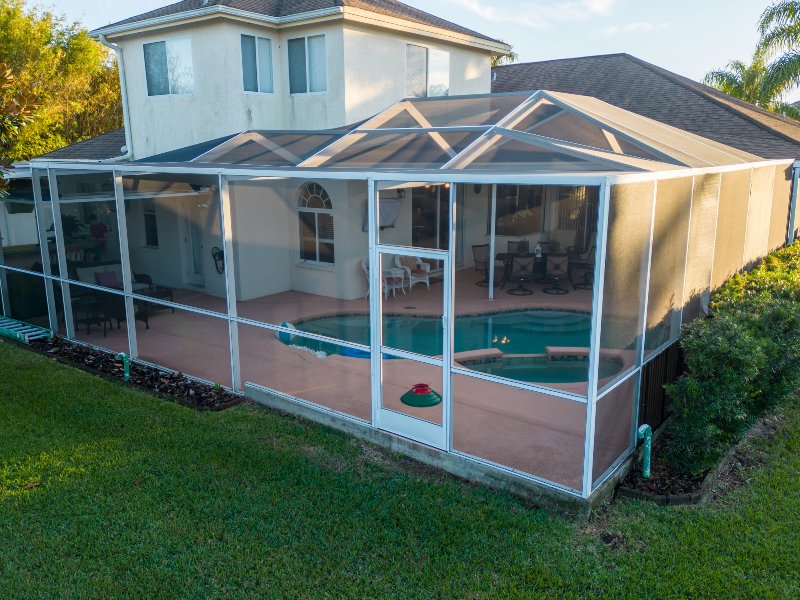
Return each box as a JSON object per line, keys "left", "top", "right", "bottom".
{"left": 143, "top": 38, "right": 194, "bottom": 96}
{"left": 142, "top": 198, "right": 159, "bottom": 248}
{"left": 490, "top": 185, "right": 544, "bottom": 237}
{"left": 241, "top": 34, "right": 274, "bottom": 93}
{"left": 298, "top": 182, "right": 334, "bottom": 264}
{"left": 288, "top": 35, "right": 327, "bottom": 94}
{"left": 406, "top": 45, "right": 450, "bottom": 98}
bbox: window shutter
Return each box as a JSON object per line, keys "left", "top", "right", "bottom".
{"left": 307, "top": 35, "right": 327, "bottom": 92}
{"left": 144, "top": 41, "right": 169, "bottom": 96}
{"left": 241, "top": 35, "right": 258, "bottom": 92}
{"left": 288, "top": 38, "right": 307, "bottom": 94}
{"left": 406, "top": 45, "right": 427, "bottom": 98}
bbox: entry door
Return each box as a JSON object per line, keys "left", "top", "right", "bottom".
{"left": 375, "top": 247, "right": 451, "bottom": 450}
{"left": 182, "top": 202, "right": 205, "bottom": 286}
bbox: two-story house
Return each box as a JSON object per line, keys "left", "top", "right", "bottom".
{"left": 3, "top": 1, "right": 799, "bottom": 509}
{"left": 89, "top": 0, "right": 511, "bottom": 159}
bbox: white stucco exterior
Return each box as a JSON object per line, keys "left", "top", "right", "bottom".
{"left": 106, "top": 13, "right": 498, "bottom": 159}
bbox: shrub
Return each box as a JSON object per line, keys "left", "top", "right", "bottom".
{"left": 664, "top": 242, "right": 800, "bottom": 475}
{"left": 665, "top": 315, "right": 764, "bottom": 475}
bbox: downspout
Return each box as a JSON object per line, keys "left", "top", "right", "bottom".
{"left": 788, "top": 160, "right": 800, "bottom": 245}
{"left": 98, "top": 34, "right": 133, "bottom": 162}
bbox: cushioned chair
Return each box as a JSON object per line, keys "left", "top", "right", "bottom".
{"left": 395, "top": 255, "right": 430, "bottom": 291}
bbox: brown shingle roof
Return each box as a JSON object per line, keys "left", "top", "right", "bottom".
{"left": 492, "top": 53, "right": 800, "bottom": 160}
{"left": 95, "top": 0, "right": 500, "bottom": 44}
{"left": 38, "top": 128, "right": 127, "bottom": 160}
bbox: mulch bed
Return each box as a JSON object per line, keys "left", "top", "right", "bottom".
{"left": 29, "top": 336, "right": 243, "bottom": 411}
{"left": 620, "top": 429, "right": 708, "bottom": 497}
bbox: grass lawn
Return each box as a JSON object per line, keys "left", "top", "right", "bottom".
{"left": 1, "top": 340, "right": 799, "bottom": 598}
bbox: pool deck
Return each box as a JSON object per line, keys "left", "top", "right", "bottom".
{"left": 63, "top": 269, "right": 632, "bottom": 491}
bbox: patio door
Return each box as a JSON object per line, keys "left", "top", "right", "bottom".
{"left": 181, "top": 201, "right": 205, "bottom": 286}
{"left": 374, "top": 247, "right": 451, "bottom": 450}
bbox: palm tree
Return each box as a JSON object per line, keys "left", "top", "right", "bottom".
{"left": 704, "top": 54, "right": 800, "bottom": 119}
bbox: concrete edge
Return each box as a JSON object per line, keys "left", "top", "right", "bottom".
{"left": 246, "top": 384, "right": 596, "bottom": 517}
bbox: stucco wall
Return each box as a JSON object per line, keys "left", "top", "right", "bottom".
{"left": 116, "top": 17, "right": 494, "bottom": 159}
{"left": 230, "top": 178, "right": 368, "bottom": 302}
{"left": 342, "top": 23, "right": 492, "bottom": 125}
{"left": 119, "top": 20, "right": 346, "bottom": 158}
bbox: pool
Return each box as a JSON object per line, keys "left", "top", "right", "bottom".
{"left": 288, "top": 309, "right": 591, "bottom": 357}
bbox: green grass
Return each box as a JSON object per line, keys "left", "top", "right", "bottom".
{"left": 1, "top": 340, "right": 799, "bottom": 598}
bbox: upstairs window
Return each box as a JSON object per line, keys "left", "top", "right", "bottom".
{"left": 241, "top": 34, "right": 274, "bottom": 93}
{"left": 406, "top": 45, "right": 450, "bottom": 98}
{"left": 288, "top": 35, "right": 327, "bottom": 94}
{"left": 298, "top": 182, "right": 334, "bottom": 265}
{"left": 143, "top": 37, "right": 194, "bottom": 96}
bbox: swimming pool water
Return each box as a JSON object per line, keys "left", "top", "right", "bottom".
{"left": 289, "top": 310, "right": 591, "bottom": 358}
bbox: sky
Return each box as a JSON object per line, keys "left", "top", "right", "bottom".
{"left": 43, "top": 0, "right": 795, "bottom": 99}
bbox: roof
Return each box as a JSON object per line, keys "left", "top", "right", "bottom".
{"left": 37, "top": 128, "right": 127, "bottom": 161}
{"left": 113, "top": 90, "right": 766, "bottom": 174}
{"left": 93, "top": 0, "right": 501, "bottom": 44}
{"left": 492, "top": 53, "right": 800, "bottom": 160}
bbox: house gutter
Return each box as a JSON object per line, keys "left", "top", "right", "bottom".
{"left": 97, "top": 34, "right": 133, "bottom": 162}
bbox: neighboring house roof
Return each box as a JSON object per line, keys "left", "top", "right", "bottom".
{"left": 492, "top": 53, "right": 800, "bottom": 160}
{"left": 37, "top": 128, "right": 127, "bottom": 161}
{"left": 93, "top": 0, "right": 501, "bottom": 44}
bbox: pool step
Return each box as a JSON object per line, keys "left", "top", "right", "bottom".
{"left": 0, "top": 317, "right": 53, "bottom": 344}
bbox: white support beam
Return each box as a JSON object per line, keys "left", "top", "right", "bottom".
{"left": 582, "top": 179, "right": 611, "bottom": 497}
{"left": 47, "top": 169, "right": 74, "bottom": 339}
{"left": 31, "top": 169, "right": 59, "bottom": 332}
{"left": 488, "top": 184, "right": 497, "bottom": 298}
{"left": 113, "top": 171, "right": 138, "bottom": 359}
{"left": 218, "top": 174, "right": 241, "bottom": 391}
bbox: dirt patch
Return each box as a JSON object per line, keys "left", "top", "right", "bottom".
{"left": 29, "top": 336, "right": 243, "bottom": 411}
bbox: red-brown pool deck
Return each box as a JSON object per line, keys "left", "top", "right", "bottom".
{"left": 66, "top": 270, "right": 631, "bottom": 491}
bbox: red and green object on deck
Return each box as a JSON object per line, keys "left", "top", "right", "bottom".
{"left": 401, "top": 383, "right": 442, "bottom": 408}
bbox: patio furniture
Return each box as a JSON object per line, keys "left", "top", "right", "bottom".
{"left": 568, "top": 243, "right": 596, "bottom": 290}
{"left": 395, "top": 255, "right": 431, "bottom": 291}
{"left": 543, "top": 253, "right": 570, "bottom": 295}
{"left": 471, "top": 244, "right": 501, "bottom": 287}
{"left": 71, "top": 294, "right": 112, "bottom": 336}
{"left": 507, "top": 240, "right": 529, "bottom": 254}
{"left": 506, "top": 254, "right": 535, "bottom": 296}
{"left": 361, "top": 258, "right": 406, "bottom": 298}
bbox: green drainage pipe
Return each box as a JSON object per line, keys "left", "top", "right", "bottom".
{"left": 637, "top": 424, "right": 652, "bottom": 479}
{"left": 116, "top": 353, "right": 131, "bottom": 382}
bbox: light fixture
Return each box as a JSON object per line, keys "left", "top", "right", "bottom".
{"left": 397, "top": 189, "right": 406, "bottom": 199}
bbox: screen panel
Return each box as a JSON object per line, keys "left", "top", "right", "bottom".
{"left": 712, "top": 169, "right": 751, "bottom": 290}
{"left": 683, "top": 174, "right": 721, "bottom": 322}
{"left": 644, "top": 177, "right": 692, "bottom": 354}
{"left": 743, "top": 166, "right": 775, "bottom": 266}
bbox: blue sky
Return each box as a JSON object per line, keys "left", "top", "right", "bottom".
{"left": 49, "top": 0, "right": 790, "bottom": 97}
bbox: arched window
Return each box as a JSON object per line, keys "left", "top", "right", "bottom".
{"left": 297, "top": 182, "right": 334, "bottom": 264}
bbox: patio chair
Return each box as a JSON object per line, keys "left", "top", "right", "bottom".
{"left": 507, "top": 254, "right": 535, "bottom": 296}
{"left": 361, "top": 257, "right": 406, "bottom": 298}
{"left": 543, "top": 254, "right": 569, "bottom": 295}
{"left": 395, "top": 255, "right": 431, "bottom": 291}
{"left": 567, "top": 235, "right": 596, "bottom": 290}
{"left": 471, "top": 244, "right": 501, "bottom": 287}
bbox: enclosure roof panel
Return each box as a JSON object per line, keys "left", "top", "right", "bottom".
{"left": 36, "top": 91, "right": 770, "bottom": 176}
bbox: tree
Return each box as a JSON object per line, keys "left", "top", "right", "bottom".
{"left": 0, "top": 0, "right": 122, "bottom": 163}
{"left": 1, "top": 62, "right": 36, "bottom": 196}
{"left": 491, "top": 41, "right": 519, "bottom": 68}
{"left": 704, "top": 53, "right": 800, "bottom": 119}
